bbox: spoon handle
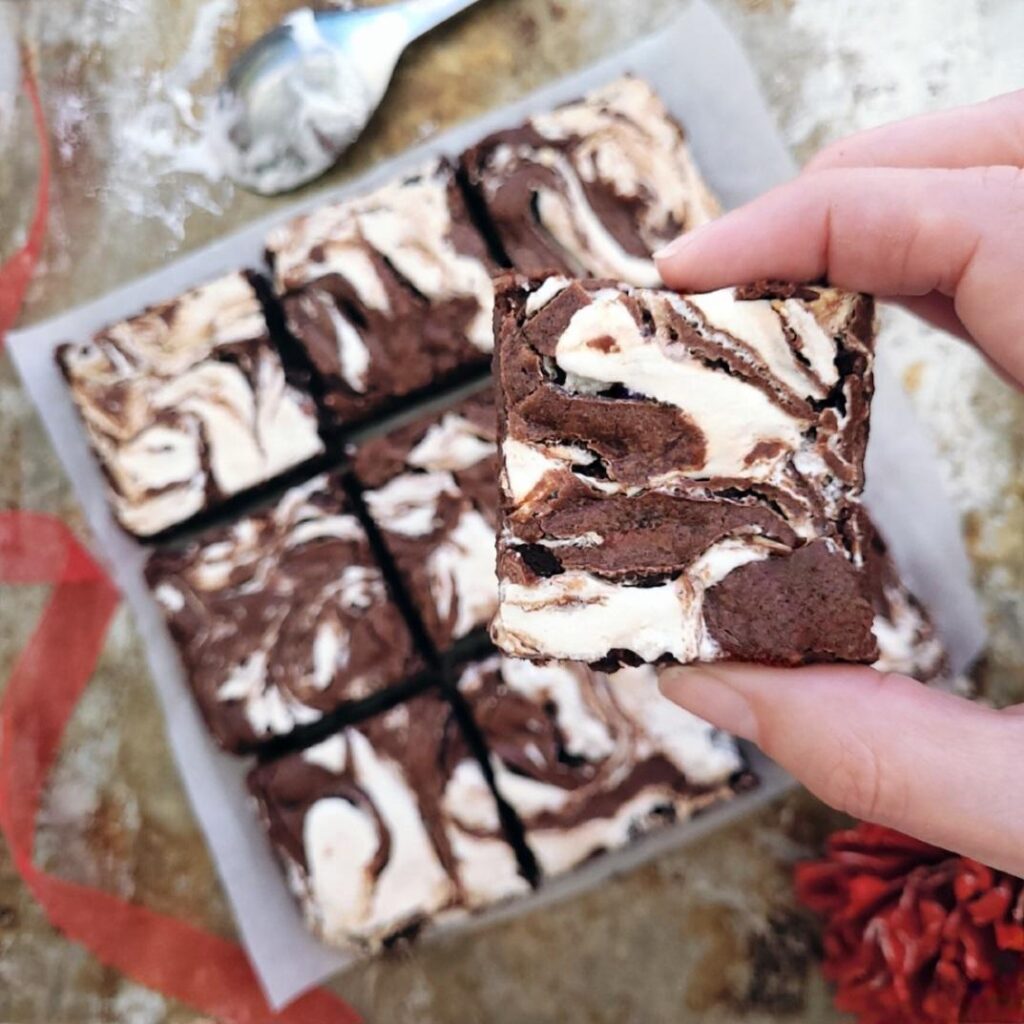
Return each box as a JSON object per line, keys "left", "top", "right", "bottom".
{"left": 393, "top": 0, "right": 481, "bottom": 42}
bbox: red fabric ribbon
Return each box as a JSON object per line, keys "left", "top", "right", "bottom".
{"left": 0, "top": 49, "right": 361, "bottom": 1024}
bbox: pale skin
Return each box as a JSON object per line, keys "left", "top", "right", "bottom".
{"left": 654, "top": 89, "right": 1024, "bottom": 878}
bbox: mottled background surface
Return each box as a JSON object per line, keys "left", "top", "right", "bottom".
{"left": 0, "top": 1, "right": 1021, "bottom": 1021}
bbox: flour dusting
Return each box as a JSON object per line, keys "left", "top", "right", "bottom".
{"left": 35, "top": 682, "right": 143, "bottom": 899}
{"left": 32, "top": 0, "right": 239, "bottom": 244}
{"left": 782, "top": 0, "right": 1023, "bottom": 151}
{"left": 99, "top": 0, "right": 237, "bottom": 238}
{"left": 0, "top": 14, "right": 18, "bottom": 139}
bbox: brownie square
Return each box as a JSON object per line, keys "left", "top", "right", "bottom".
{"left": 265, "top": 158, "right": 496, "bottom": 428}
{"left": 866, "top": 531, "right": 946, "bottom": 681}
{"left": 491, "top": 274, "right": 879, "bottom": 668}
{"left": 460, "top": 75, "right": 718, "bottom": 286}
{"left": 353, "top": 390, "right": 500, "bottom": 650}
{"left": 146, "top": 473, "right": 422, "bottom": 752}
{"left": 56, "top": 271, "right": 324, "bottom": 537}
{"left": 248, "top": 690, "right": 529, "bottom": 951}
{"left": 456, "top": 656, "right": 746, "bottom": 879}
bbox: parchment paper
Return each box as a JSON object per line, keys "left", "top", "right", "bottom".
{"left": 7, "top": 0, "right": 987, "bottom": 1007}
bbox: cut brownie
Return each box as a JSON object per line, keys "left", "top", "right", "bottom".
{"left": 248, "top": 690, "right": 529, "bottom": 951}
{"left": 491, "top": 274, "right": 879, "bottom": 668}
{"left": 146, "top": 474, "right": 422, "bottom": 752}
{"left": 265, "top": 158, "right": 496, "bottom": 427}
{"left": 456, "top": 656, "right": 746, "bottom": 878}
{"left": 461, "top": 76, "right": 718, "bottom": 286}
{"left": 56, "top": 271, "right": 324, "bottom": 537}
{"left": 866, "top": 532, "right": 946, "bottom": 681}
{"left": 353, "top": 390, "right": 500, "bottom": 650}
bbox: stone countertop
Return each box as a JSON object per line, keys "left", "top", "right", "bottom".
{"left": 0, "top": 1, "right": 1021, "bottom": 1021}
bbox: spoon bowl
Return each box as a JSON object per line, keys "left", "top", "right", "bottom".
{"left": 216, "top": 1, "right": 481, "bottom": 196}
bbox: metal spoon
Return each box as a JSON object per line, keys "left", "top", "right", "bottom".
{"left": 215, "top": 0, "right": 481, "bottom": 196}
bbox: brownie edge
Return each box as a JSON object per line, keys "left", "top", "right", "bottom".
{"left": 146, "top": 473, "right": 423, "bottom": 751}
{"left": 56, "top": 271, "right": 324, "bottom": 537}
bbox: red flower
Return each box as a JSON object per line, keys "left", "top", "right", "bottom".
{"left": 795, "top": 823, "right": 1024, "bottom": 1024}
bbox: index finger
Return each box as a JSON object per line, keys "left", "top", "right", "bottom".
{"left": 804, "top": 89, "right": 1024, "bottom": 173}
{"left": 654, "top": 165, "right": 1024, "bottom": 383}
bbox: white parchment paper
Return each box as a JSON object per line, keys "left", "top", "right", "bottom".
{"left": 7, "top": 0, "right": 987, "bottom": 1008}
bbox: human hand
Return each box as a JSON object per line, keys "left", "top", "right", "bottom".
{"left": 654, "top": 89, "right": 1024, "bottom": 876}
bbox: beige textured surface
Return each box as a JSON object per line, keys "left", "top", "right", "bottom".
{"left": 0, "top": 1, "right": 1021, "bottom": 1020}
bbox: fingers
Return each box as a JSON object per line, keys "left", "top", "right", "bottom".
{"left": 659, "top": 664, "right": 1024, "bottom": 876}
{"left": 895, "top": 293, "right": 972, "bottom": 343}
{"left": 655, "top": 165, "right": 1024, "bottom": 384}
{"left": 894, "top": 295, "right": 1020, "bottom": 390}
{"left": 655, "top": 165, "right": 1009, "bottom": 293}
{"left": 804, "top": 89, "right": 1024, "bottom": 173}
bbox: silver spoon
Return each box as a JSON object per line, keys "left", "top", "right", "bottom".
{"left": 215, "top": 0, "right": 481, "bottom": 196}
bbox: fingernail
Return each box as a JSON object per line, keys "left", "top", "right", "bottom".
{"left": 658, "top": 668, "right": 760, "bottom": 742}
{"left": 653, "top": 234, "right": 695, "bottom": 262}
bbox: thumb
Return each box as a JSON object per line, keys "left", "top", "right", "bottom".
{"left": 658, "top": 664, "right": 1024, "bottom": 876}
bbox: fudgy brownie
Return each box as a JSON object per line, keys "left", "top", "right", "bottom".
{"left": 56, "top": 271, "right": 324, "bottom": 537}
{"left": 146, "top": 474, "right": 422, "bottom": 751}
{"left": 456, "top": 656, "right": 746, "bottom": 878}
{"left": 491, "top": 274, "right": 879, "bottom": 668}
{"left": 265, "top": 158, "right": 496, "bottom": 428}
{"left": 460, "top": 76, "right": 718, "bottom": 286}
{"left": 248, "top": 690, "right": 529, "bottom": 951}
{"left": 866, "top": 532, "right": 946, "bottom": 681}
{"left": 353, "top": 390, "right": 500, "bottom": 650}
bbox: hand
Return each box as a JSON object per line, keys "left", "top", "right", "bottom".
{"left": 654, "top": 89, "right": 1024, "bottom": 877}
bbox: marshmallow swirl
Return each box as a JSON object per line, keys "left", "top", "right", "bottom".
{"left": 266, "top": 159, "right": 496, "bottom": 426}
{"left": 146, "top": 473, "right": 421, "bottom": 751}
{"left": 462, "top": 76, "right": 719, "bottom": 286}
{"left": 457, "top": 656, "right": 745, "bottom": 878}
{"left": 492, "top": 275, "right": 880, "bottom": 669}
{"left": 248, "top": 692, "right": 528, "bottom": 951}
{"left": 57, "top": 272, "right": 324, "bottom": 537}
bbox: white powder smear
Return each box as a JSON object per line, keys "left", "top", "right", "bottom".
{"left": 784, "top": 0, "right": 1020, "bottom": 138}
{"left": 28, "top": 0, "right": 239, "bottom": 244}
{"left": 101, "top": 0, "right": 238, "bottom": 236}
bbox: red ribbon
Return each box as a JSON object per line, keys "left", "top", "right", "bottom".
{"left": 0, "top": 48, "right": 361, "bottom": 1024}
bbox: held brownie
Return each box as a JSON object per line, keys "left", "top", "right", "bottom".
{"left": 866, "top": 533, "right": 946, "bottom": 681}
{"left": 248, "top": 691, "right": 529, "bottom": 951}
{"left": 460, "top": 76, "right": 718, "bottom": 286}
{"left": 353, "top": 390, "right": 500, "bottom": 650}
{"left": 56, "top": 271, "right": 324, "bottom": 537}
{"left": 456, "top": 656, "right": 746, "bottom": 878}
{"left": 265, "top": 158, "right": 496, "bottom": 427}
{"left": 491, "top": 274, "right": 879, "bottom": 668}
{"left": 146, "top": 474, "right": 422, "bottom": 752}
